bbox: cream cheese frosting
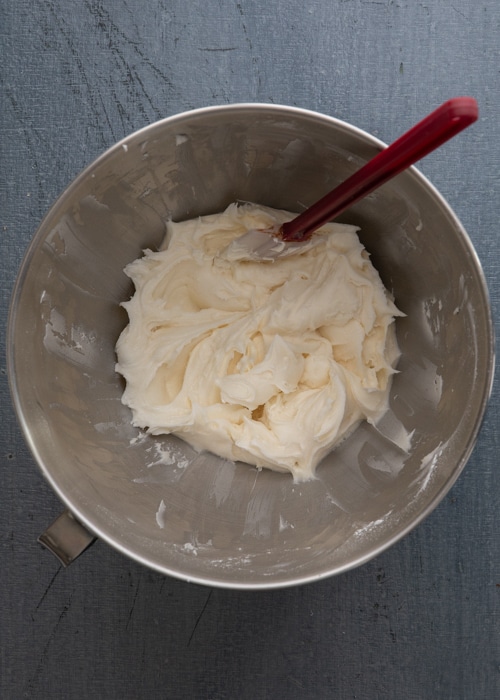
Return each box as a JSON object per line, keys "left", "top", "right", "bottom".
{"left": 115, "top": 203, "right": 403, "bottom": 481}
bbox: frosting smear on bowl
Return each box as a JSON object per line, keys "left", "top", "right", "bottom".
{"left": 115, "top": 203, "right": 403, "bottom": 481}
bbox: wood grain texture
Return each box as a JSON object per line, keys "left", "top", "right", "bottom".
{"left": 1, "top": 1, "right": 499, "bottom": 698}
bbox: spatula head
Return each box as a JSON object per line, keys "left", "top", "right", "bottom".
{"left": 221, "top": 227, "right": 321, "bottom": 262}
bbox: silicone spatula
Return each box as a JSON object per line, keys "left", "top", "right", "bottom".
{"left": 224, "top": 97, "right": 478, "bottom": 262}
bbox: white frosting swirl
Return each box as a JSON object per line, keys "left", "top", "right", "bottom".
{"left": 116, "top": 203, "right": 402, "bottom": 481}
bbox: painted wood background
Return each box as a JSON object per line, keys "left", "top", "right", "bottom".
{"left": 1, "top": 1, "right": 499, "bottom": 698}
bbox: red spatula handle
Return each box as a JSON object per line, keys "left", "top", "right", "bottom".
{"left": 281, "top": 97, "right": 478, "bottom": 242}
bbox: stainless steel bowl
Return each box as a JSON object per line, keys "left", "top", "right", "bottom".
{"left": 8, "top": 104, "right": 494, "bottom": 589}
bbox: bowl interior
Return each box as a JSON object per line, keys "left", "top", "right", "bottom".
{"left": 8, "top": 105, "right": 494, "bottom": 588}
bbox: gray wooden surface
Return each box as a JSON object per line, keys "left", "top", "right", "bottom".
{"left": 1, "top": 1, "right": 499, "bottom": 698}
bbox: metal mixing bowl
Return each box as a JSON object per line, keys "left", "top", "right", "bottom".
{"left": 8, "top": 104, "right": 494, "bottom": 589}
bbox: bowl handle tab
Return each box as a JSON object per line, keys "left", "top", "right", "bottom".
{"left": 38, "top": 510, "right": 96, "bottom": 567}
